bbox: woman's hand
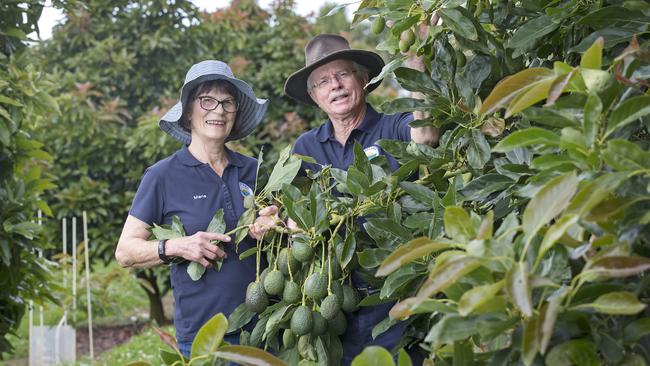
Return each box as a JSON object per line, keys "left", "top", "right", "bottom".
{"left": 249, "top": 205, "right": 281, "bottom": 240}
{"left": 166, "top": 232, "right": 231, "bottom": 268}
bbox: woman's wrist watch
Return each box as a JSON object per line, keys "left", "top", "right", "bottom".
{"left": 158, "top": 239, "right": 172, "bottom": 264}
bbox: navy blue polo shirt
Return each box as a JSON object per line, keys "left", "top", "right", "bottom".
{"left": 129, "top": 145, "right": 258, "bottom": 343}
{"left": 293, "top": 104, "right": 412, "bottom": 172}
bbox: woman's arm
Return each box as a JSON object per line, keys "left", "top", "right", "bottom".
{"left": 115, "top": 215, "right": 231, "bottom": 269}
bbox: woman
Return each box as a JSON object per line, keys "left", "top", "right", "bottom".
{"left": 115, "top": 60, "right": 268, "bottom": 357}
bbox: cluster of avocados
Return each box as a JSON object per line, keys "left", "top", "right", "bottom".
{"left": 244, "top": 234, "right": 362, "bottom": 362}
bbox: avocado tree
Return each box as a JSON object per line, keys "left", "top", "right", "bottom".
{"left": 0, "top": 0, "right": 59, "bottom": 356}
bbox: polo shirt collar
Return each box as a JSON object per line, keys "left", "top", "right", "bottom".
{"left": 316, "top": 103, "right": 380, "bottom": 143}
{"left": 177, "top": 145, "right": 244, "bottom": 168}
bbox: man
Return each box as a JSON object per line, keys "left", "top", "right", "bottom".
{"left": 283, "top": 34, "right": 437, "bottom": 364}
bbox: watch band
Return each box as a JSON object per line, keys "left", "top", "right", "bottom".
{"left": 158, "top": 239, "right": 172, "bottom": 264}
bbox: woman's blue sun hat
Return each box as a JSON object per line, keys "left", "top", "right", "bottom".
{"left": 160, "top": 60, "right": 268, "bottom": 144}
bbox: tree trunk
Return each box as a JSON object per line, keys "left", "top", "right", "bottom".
{"left": 136, "top": 270, "right": 169, "bottom": 325}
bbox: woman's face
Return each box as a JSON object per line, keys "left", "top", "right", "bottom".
{"left": 188, "top": 88, "right": 237, "bottom": 144}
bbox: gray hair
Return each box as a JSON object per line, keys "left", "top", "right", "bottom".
{"left": 306, "top": 60, "right": 370, "bottom": 91}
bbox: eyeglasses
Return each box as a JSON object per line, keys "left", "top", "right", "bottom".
{"left": 310, "top": 69, "right": 357, "bottom": 91}
{"left": 195, "top": 96, "right": 238, "bottom": 113}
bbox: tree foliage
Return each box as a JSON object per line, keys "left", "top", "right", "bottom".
{"left": 0, "top": 0, "right": 58, "bottom": 357}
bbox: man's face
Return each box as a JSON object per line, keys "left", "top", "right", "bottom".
{"left": 307, "top": 59, "right": 368, "bottom": 120}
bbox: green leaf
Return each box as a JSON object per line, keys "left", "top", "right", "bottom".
{"left": 506, "top": 74, "right": 562, "bottom": 117}
{"left": 574, "top": 291, "right": 646, "bottom": 315}
{"left": 540, "top": 289, "right": 567, "bottom": 354}
{"left": 340, "top": 233, "right": 356, "bottom": 269}
{"left": 536, "top": 215, "right": 579, "bottom": 266}
{"left": 507, "top": 15, "right": 560, "bottom": 49}
{"left": 215, "top": 345, "right": 288, "bottom": 365}
{"left": 444, "top": 206, "right": 476, "bottom": 242}
{"left": 506, "top": 262, "right": 533, "bottom": 317}
{"left": 207, "top": 209, "right": 226, "bottom": 234}
{"left": 191, "top": 313, "right": 228, "bottom": 358}
{"left": 545, "top": 339, "right": 599, "bottom": 366}
{"left": 566, "top": 172, "right": 628, "bottom": 216}
{"left": 457, "top": 280, "right": 504, "bottom": 316}
{"left": 522, "top": 315, "right": 540, "bottom": 366}
{"left": 607, "top": 96, "right": 650, "bottom": 136}
{"left": 580, "top": 37, "right": 604, "bottom": 69}
{"left": 227, "top": 303, "right": 256, "bottom": 333}
{"left": 438, "top": 8, "right": 478, "bottom": 41}
{"left": 371, "top": 316, "right": 398, "bottom": 339}
{"left": 376, "top": 237, "right": 459, "bottom": 277}
{"left": 460, "top": 174, "right": 515, "bottom": 200}
{"left": 602, "top": 140, "right": 650, "bottom": 171}
{"left": 379, "top": 97, "right": 430, "bottom": 114}
{"left": 523, "top": 171, "right": 577, "bottom": 240}
{"left": 394, "top": 67, "right": 438, "bottom": 94}
{"left": 367, "top": 56, "right": 407, "bottom": 87}
{"left": 493, "top": 128, "right": 560, "bottom": 152}
{"left": 623, "top": 318, "right": 650, "bottom": 344}
{"left": 0, "top": 94, "right": 24, "bottom": 107}
{"left": 414, "top": 256, "right": 481, "bottom": 306}
{"left": 467, "top": 129, "right": 491, "bottom": 169}
{"left": 583, "top": 256, "right": 650, "bottom": 281}
{"left": 424, "top": 315, "right": 480, "bottom": 345}
{"left": 265, "top": 145, "right": 301, "bottom": 192}
{"left": 187, "top": 262, "right": 206, "bottom": 281}
{"left": 380, "top": 266, "right": 417, "bottom": 299}
{"left": 397, "top": 348, "right": 412, "bottom": 366}
{"left": 351, "top": 346, "right": 395, "bottom": 366}
{"left": 582, "top": 93, "right": 601, "bottom": 147}
{"left": 399, "top": 182, "right": 435, "bottom": 207}
{"left": 480, "top": 68, "right": 557, "bottom": 115}
{"left": 236, "top": 207, "right": 256, "bottom": 244}
{"left": 577, "top": 6, "right": 645, "bottom": 28}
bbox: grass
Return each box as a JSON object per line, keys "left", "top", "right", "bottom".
{"left": 3, "top": 260, "right": 152, "bottom": 361}
{"left": 71, "top": 325, "right": 176, "bottom": 366}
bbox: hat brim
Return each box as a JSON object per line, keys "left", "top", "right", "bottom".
{"left": 160, "top": 74, "right": 268, "bottom": 144}
{"left": 284, "top": 49, "right": 385, "bottom": 106}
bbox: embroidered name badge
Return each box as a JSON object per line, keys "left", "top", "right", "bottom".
{"left": 363, "top": 145, "right": 380, "bottom": 160}
{"left": 239, "top": 182, "right": 254, "bottom": 197}
{"left": 193, "top": 194, "right": 207, "bottom": 200}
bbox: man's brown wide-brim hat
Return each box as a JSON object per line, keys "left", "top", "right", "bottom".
{"left": 284, "top": 34, "right": 385, "bottom": 105}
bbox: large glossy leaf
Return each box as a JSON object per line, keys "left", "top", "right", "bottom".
{"left": 493, "top": 128, "right": 560, "bottom": 152}
{"left": 467, "top": 129, "right": 491, "bottom": 169}
{"left": 623, "top": 318, "right": 650, "bottom": 344}
{"left": 227, "top": 303, "right": 256, "bottom": 333}
{"left": 414, "top": 256, "right": 481, "bottom": 306}
{"left": 351, "top": 346, "right": 395, "bottom": 366}
{"left": 584, "top": 256, "right": 650, "bottom": 281}
{"left": 394, "top": 67, "right": 439, "bottom": 94}
{"left": 578, "top": 6, "right": 645, "bottom": 28}
{"left": 522, "top": 315, "right": 540, "bottom": 366}
{"left": 397, "top": 348, "right": 412, "bottom": 366}
{"left": 380, "top": 266, "right": 417, "bottom": 299}
{"left": 545, "top": 339, "right": 599, "bottom": 366}
{"left": 480, "top": 68, "right": 556, "bottom": 115}
{"left": 438, "top": 7, "right": 478, "bottom": 41}
{"left": 460, "top": 174, "right": 515, "bottom": 200}
{"left": 606, "top": 96, "right": 650, "bottom": 136}
{"left": 191, "top": 313, "right": 228, "bottom": 359}
{"left": 535, "top": 215, "right": 579, "bottom": 266}
{"left": 367, "top": 56, "right": 408, "bottom": 87}
{"left": 506, "top": 74, "right": 560, "bottom": 117}
{"left": 574, "top": 291, "right": 646, "bottom": 315}
{"left": 265, "top": 145, "right": 301, "bottom": 193}
{"left": 582, "top": 93, "right": 601, "bottom": 147}
{"left": 444, "top": 206, "right": 476, "bottom": 242}
{"left": 506, "top": 262, "right": 533, "bottom": 317}
{"left": 566, "top": 172, "right": 627, "bottom": 216}
{"left": 399, "top": 181, "right": 435, "bottom": 207}
{"left": 523, "top": 172, "right": 577, "bottom": 240}
{"left": 380, "top": 98, "right": 430, "bottom": 114}
{"left": 507, "top": 15, "right": 560, "bottom": 49}
{"left": 457, "top": 280, "right": 504, "bottom": 316}
{"left": 376, "top": 237, "right": 459, "bottom": 277}
{"left": 580, "top": 37, "right": 604, "bottom": 69}
{"left": 540, "top": 288, "right": 567, "bottom": 354}
{"left": 424, "top": 315, "right": 480, "bottom": 345}
{"left": 602, "top": 139, "right": 650, "bottom": 171}
{"left": 215, "top": 345, "right": 288, "bottom": 365}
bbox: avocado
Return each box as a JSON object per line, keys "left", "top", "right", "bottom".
{"left": 245, "top": 282, "right": 269, "bottom": 313}
{"left": 327, "top": 311, "right": 347, "bottom": 335}
{"left": 290, "top": 305, "right": 314, "bottom": 336}
{"left": 282, "top": 329, "right": 297, "bottom": 348}
{"left": 263, "top": 269, "right": 285, "bottom": 296}
{"left": 311, "top": 311, "right": 328, "bottom": 336}
{"left": 342, "top": 285, "right": 360, "bottom": 313}
{"left": 331, "top": 281, "right": 344, "bottom": 307}
{"left": 291, "top": 240, "right": 314, "bottom": 263}
{"left": 282, "top": 280, "right": 302, "bottom": 304}
{"left": 304, "top": 272, "right": 328, "bottom": 301}
{"left": 320, "top": 294, "right": 341, "bottom": 320}
{"left": 278, "top": 247, "right": 300, "bottom": 276}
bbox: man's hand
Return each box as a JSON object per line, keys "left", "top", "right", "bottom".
{"left": 249, "top": 205, "right": 281, "bottom": 240}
